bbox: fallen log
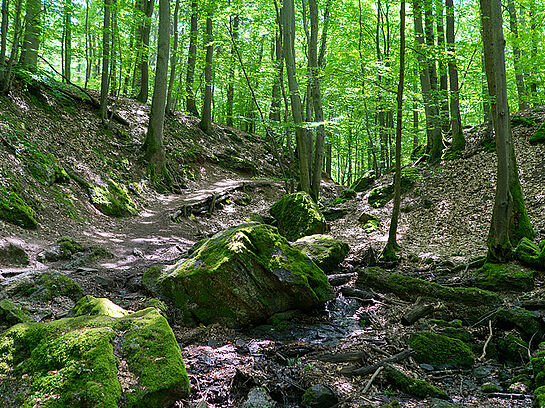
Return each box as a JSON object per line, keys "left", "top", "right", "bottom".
{"left": 328, "top": 273, "right": 357, "bottom": 286}
{"left": 401, "top": 298, "right": 434, "bottom": 325}
{"left": 312, "top": 351, "right": 368, "bottom": 363}
{"left": 342, "top": 349, "right": 414, "bottom": 376}
{"left": 340, "top": 287, "right": 375, "bottom": 301}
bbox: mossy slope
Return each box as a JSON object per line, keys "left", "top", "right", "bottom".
{"left": 0, "top": 307, "right": 190, "bottom": 408}
{"left": 143, "top": 223, "right": 333, "bottom": 327}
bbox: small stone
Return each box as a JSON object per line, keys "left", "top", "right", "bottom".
{"left": 420, "top": 364, "right": 435, "bottom": 371}
{"left": 302, "top": 384, "right": 338, "bottom": 408}
{"left": 481, "top": 382, "right": 502, "bottom": 393}
{"left": 241, "top": 387, "right": 276, "bottom": 408}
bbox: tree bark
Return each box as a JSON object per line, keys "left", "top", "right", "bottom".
{"left": 166, "top": 0, "right": 180, "bottom": 114}
{"left": 63, "top": 0, "right": 72, "bottom": 83}
{"left": 0, "top": 0, "right": 8, "bottom": 68}
{"left": 85, "top": 0, "right": 91, "bottom": 88}
{"left": 269, "top": 30, "right": 282, "bottom": 122}
{"left": 506, "top": 0, "right": 527, "bottom": 111}
{"left": 226, "top": 15, "right": 239, "bottom": 126}
{"left": 436, "top": 0, "right": 449, "bottom": 133}
{"left": 198, "top": 11, "right": 213, "bottom": 134}
{"left": 143, "top": 0, "right": 170, "bottom": 187}
{"left": 99, "top": 0, "right": 111, "bottom": 124}
{"left": 135, "top": 0, "right": 154, "bottom": 103}
{"left": 20, "top": 0, "right": 41, "bottom": 70}
{"left": 185, "top": 0, "right": 199, "bottom": 117}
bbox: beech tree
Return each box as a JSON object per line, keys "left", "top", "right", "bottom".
{"left": 99, "top": 0, "right": 111, "bottom": 123}
{"left": 198, "top": 9, "right": 213, "bottom": 134}
{"left": 185, "top": 0, "right": 199, "bottom": 117}
{"left": 20, "top": 0, "right": 41, "bottom": 70}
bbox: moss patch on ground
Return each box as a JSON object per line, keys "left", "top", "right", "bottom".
{"left": 0, "top": 307, "right": 190, "bottom": 408}
{"left": 408, "top": 331, "right": 474, "bottom": 369}
{"left": 384, "top": 364, "right": 448, "bottom": 399}
{"left": 143, "top": 223, "right": 333, "bottom": 327}
{"left": 474, "top": 262, "right": 534, "bottom": 292}
{"left": 368, "top": 167, "right": 419, "bottom": 208}
{"left": 0, "top": 186, "right": 38, "bottom": 229}
{"left": 89, "top": 179, "right": 137, "bottom": 217}
{"left": 358, "top": 212, "right": 380, "bottom": 233}
{"left": 8, "top": 270, "right": 84, "bottom": 302}
{"left": 332, "top": 189, "right": 357, "bottom": 205}
{"left": 530, "top": 123, "right": 545, "bottom": 145}
{"left": 292, "top": 234, "right": 349, "bottom": 273}
{"left": 270, "top": 192, "right": 326, "bottom": 241}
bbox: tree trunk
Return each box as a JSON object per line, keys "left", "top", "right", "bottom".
{"left": 136, "top": 0, "right": 154, "bottom": 103}
{"left": 506, "top": 0, "right": 527, "bottom": 111}
{"left": 85, "top": 0, "right": 91, "bottom": 88}
{"left": 282, "top": 0, "right": 311, "bottom": 194}
{"left": 0, "top": 0, "right": 8, "bottom": 68}
{"left": 269, "top": 31, "right": 282, "bottom": 122}
{"left": 412, "top": 67, "right": 419, "bottom": 150}
{"left": 99, "top": 0, "right": 111, "bottom": 124}
{"left": 20, "top": 0, "right": 41, "bottom": 70}
{"left": 226, "top": 15, "right": 239, "bottom": 126}
{"left": 383, "top": 0, "right": 405, "bottom": 261}
{"left": 166, "top": 0, "right": 180, "bottom": 114}
{"left": 198, "top": 11, "right": 213, "bottom": 134}
{"left": 185, "top": 0, "right": 199, "bottom": 117}
{"left": 1, "top": 0, "right": 21, "bottom": 92}
{"left": 64, "top": 0, "right": 72, "bottom": 83}
{"left": 143, "top": 0, "right": 170, "bottom": 187}
{"left": 436, "top": 0, "right": 449, "bottom": 133}
{"left": 444, "top": 0, "right": 464, "bottom": 156}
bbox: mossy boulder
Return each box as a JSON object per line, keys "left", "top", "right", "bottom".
{"left": 511, "top": 115, "right": 537, "bottom": 128}
{"left": 215, "top": 152, "right": 258, "bottom": 175}
{"left": 495, "top": 307, "right": 541, "bottom": 337}
{"left": 90, "top": 179, "right": 137, "bottom": 217}
{"left": 38, "top": 236, "right": 84, "bottom": 262}
{"left": 8, "top": 270, "right": 84, "bottom": 302}
{"left": 143, "top": 223, "right": 333, "bottom": 327}
{"left": 0, "top": 187, "right": 38, "bottom": 229}
{"left": 301, "top": 384, "right": 338, "bottom": 407}
{"left": 270, "top": 192, "right": 327, "bottom": 241}
{"left": 356, "top": 267, "right": 501, "bottom": 308}
{"left": 481, "top": 382, "right": 501, "bottom": 393}
{"left": 0, "top": 299, "right": 31, "bottom": 325}
{"left": 408, "top": 331, "right": 474, "bottom": 369}
{"left": 322, "top": 207, "right": 348, "bottom": 221}
{"left": 0, "top": 307, "right": 190, "bottom": 407}
{"left": 497, "top": 333, "right": 528, "bottom": 364}
{"left": 333, "top": 189, "right": 357, "bottom": 205}
{"left": 359, "top": 212, "right": 380, "bottom": 233}
{"left": 368, "top": 184, "right": 394, "bottom": 208}
{"left": 23, "top": 147, "right": 70, "bottom": 186}
{"left": 349, "top": 171, "right": 375, "bottom": 192}
{"left": 474, "top": 262, "right": 534, "bottom": 292}
{"left": 515, "top": 237, "right": 545, "bottom": 269}
{"left": 292, "top": 234, "right": 349, "bottom": 273}
{"left": 0, "top": 242, "right": 29, "bottom": 266}
{"left": 383, "top": 364, "right": 448, "bottom": 399}
{"left": 72, "top": 295, "right": 129, "bottom": 318}
{"left": 530, "top": 122, "right": 545, "bottom": 145}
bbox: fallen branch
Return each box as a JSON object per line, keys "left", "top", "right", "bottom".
{"left": 401, "top": 298, "right": 434, "bottom": 325}
{"left": 342, "top": 349, "right": 414, "bottom": 376}
{"left": 479, "top": 320, "right": 493, "bottom": 362}
{"left": 363, "top": 366, "right": 383, "bottom": 393}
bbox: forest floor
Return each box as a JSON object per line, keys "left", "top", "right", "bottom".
{"left": 1, "top": 81, "right": 545, "bottom": 407}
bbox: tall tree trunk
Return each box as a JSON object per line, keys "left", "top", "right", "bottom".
{"left": 99, "top": 0, "right": 111, "bottom": 123}
{"left": 506, "top": 0, "right": 527, "bottom": 111}
{"left": 529, "top": 3, "right": 538, "bottom": 103}
{"left": 85, "top": 0, "right": 91, "bottom": 88}
{"left": 436, "top": 0, "right": 449, "bottom": 133}
{"left": 444, "top": 0, "right": 464, "bottom": 157}
{"left": 198, "top": 11, "right": 213, "bottom": 134}
{"left": 383, "top": 0, "right": 405, "bottom": 261}
{"left": 480, "top": 0, "right": 533, "bottom": 262}
{"left": 282, "top": 0, "right": 311, "bottom": 193}
{"left": 166, "top": 0, "right": 180, "bottom": 114}
{"left": 136, "top": 0, "right": 154, "bottom": 103}
{"left": 226, "top": 15, "right": 239, "bottom": 126}
{"left": 64, "top": 0, "right": 72, "bottom": 82}
{"left": 109, "top": 0, "right": 118, "bottom": 96}
{"left": 143, "top": 0, "right": 170, "bottom": 187}
{"left": 412, "top": 66, "right": 419, "bottom": 150}
{"left": 0, "top": 0, "right": 8, "bottom": 68}
{"left": 20, "top": 0, "right": 41, "bottom": 70}
{"left": 269, "top": 30, "right": 282, "bottom": 122}
{"left": 1, "top": 0, "right": 22, "bottom": 91}
{"left": 185, "top": 0, "right": 199, "bottom": 116}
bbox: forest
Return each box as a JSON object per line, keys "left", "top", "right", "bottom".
{"left": 0, "top": 0, "right": 545, "bottom": 406}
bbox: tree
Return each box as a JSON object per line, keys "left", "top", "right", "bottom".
{"left": 166, "top": 0, "right": 180, "bottom": 114}
{"left": 506, "top": 0, "right": 528, "bottom": 111}
{"left": 143, "top": 0, "right": 170, "bottom": 187}
{"left": 226, "top": 14, "right": 239, "bottom": 127}
{"left": 185, "top": 0, "right": 199, "bottom": 117}
{"left": 198, "top": 9, "right": 213, "bottom": 134}
{"left": 480, "top": 0, "right": 534, "bottom": 262}
{"left": 135, "top": 0, "right": 155, "bottom": 103}
{"left": 99, "top": 0, "right": 111, "bottom": 124}
{"left": 20, "top": 0, "right": 41, "bottom": 70}
{"left": 63, "top": 0, "right": 72, "bottom": 82}
{"left": 383, "top": 0, "right": 405, "bottom": 261}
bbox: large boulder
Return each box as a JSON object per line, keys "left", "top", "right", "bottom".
{"left": 292, "top": 235, "right": 349, "bottom": 273}
{"left": 474, "top": 262, "right": 534, "bottom": 292}
{"left": 0, "top": 188, "right": 37, "bottom": 229}
{"left": 0, "top": 242, "right": 29, "bottom": 266}
{"left": 408, "top": 331, "right": 474, "bottom": 369}
{"left": 270, "top": 192, "right": 327, "bottom": 241}
{"left": 0, "top": 306, "right": 190, "bottom": 407}
{"left": 349, "top": 171, "right": 375, "bottom": 192}
{"left": 143, "top": 223, "right": 333, "bottom": 327}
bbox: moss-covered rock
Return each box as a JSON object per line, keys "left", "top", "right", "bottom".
{"left": 497, "top": 333, "right": 528, "bottom": 364}
{"left": 321, "top": 207, "right": 348, "bottom": 221}
{"left": 215, "top": 152, "right": 258, "bottom": 175}
{"left": 90, "top": 179, "right": 137, "bottom": 217}
{"left": 356, "top": 267, "right": 501, "bottom": 307}
{"left": 38, "top": 236, "right": 84, "bottom": 262}
{"left": 368, "top": 168, "right": 419, "bottom": 208}
{"left": 143, "top": 223, "right": 333, "bottom": 327}
{"left": 0, "top": 187, "right": 38, "bottom": 229}
{"left": 511, "top": 115, "right": 537, "bottom": 128}
{"left": 0, "top": 242, "right": 29, "bottom": 266}
{"left": 408, "top": 331, "right": 474, "bottom": 369}
{"left": 358, "top": 212, "right": 380, "bottom": 233}
{"left": 301, "top": 384, "right": 338, "bottom": 407}
{"left": 270, "top": 192, "right": 327, "bottom": 241}
{"left": 0, "top": 299, "right": 31, "bottom": 325}
{"left": 474, "top": 262, "right": 534, "bottom": 292}
{"left": 292, "top": 234, "right": 349, "bottom": 273}
{"left": 72, "top": 295, "right": 129, "bottom": 318}
{"left": 495, "top": 307, "right": 541, "bottom": 337}
{"left": 532, "top": 343, "right": 545, "bottom": 406}
{"left": 481, "top": 382, "right": 501, "bottom": 393}
{"left": 9, "top": 270, "right": 84, "bottom": 302}
{"left": 349, "top": 171, "right": 375, "bottom": 192}
{"left": 383, "top": 364, "right": 448, "bottom": 399}
{"left": 530, "top": 122, "right": 545, "bottom": 145}
{"left": 23, "top": 147, "right": 70, "bottom": 186}
{"left": 0, "top": 307, "right": 190, "bottom": 407}
{"left": 515, "top": 237, "right": 545, "bottom": 269}
{"left": 332, "top": 189, "right": 357, "bottom": 205}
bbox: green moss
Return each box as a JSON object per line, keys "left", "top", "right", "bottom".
{"left": 89, "top": 179, "right": 138, "bottom": 217}
{"left": 481, "top": 382, "right": 501, "bottom": 393}
{"left": 475, "top": 262, "right": 534, "bottom": 292}
{"left": 480, "top": 134, "right": 496, "bottom": 153}
{"left": 358, "top": 212, "right": 380, "bottom": 233}
{"left": 383, "top": 364, "right": 448, "bottom": 399}
{"left": 214, "top": 153, "right": 257, "bottom": 175}
{"left": 143, "top": 223, "right": 333, "bottom": 327}
{"left": 368, "top": 185, "right": 394, "bottom": 208}
{"left": 10, "top": 270, "right": 83, "bottom": 302}
{"left": 0, "top": 187, "right": 38, "bottom": 229}
{"left": 497, "top": 333, "right": 528, "bottom": 364}
{"left": 333, "top": 189, "right": 357, "bottom": 205}
{"left": 72, "top": 296, "right": 129, "bottom": 318}
{"left": 411, "top": 144, "right": 427, "bottom": 161}
{"left": 509, "top": 179, "right": 535, "bottom": 244}
{"left": 322, "top": 207, "right": 348, "bottom": 221}
{"left": 58, "top": 236, "right": 84, "bottom": 259}
{"left": 437, "top": 327, "right": 473, "bottom": 344}
{"left": 349, "top": 171, "right": 375, "bottom": 192}
{"left": 0, "top": 300, "right": 31, "bottom": 325}
{"left": 270, "top": 192, "right": 327, "bottom": 241}
{"left": 515, "top": 237, "right": 543, "bottom": 268}
{"left": 0, "top": 308, "right": 190, "bottom": 408}
{"left": 535, "top": 386, "right": 545, "bottom": 407}
{"left": 292, "top": 234, "right": 349, "bottom": 273}
{"left": 529, "top": 123, "right": 545, "bottom": 145}
{"left": 21, "top": 144, "right": 69, "bottom": 186}
{"left": 408, "top": 331, "right": 474, "bottom": 369}
{"left": 495, "top": 307, "right": 540, "bottom": 337}
{"left": 511, "top": 115, "right": 537, "bottom": 127}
